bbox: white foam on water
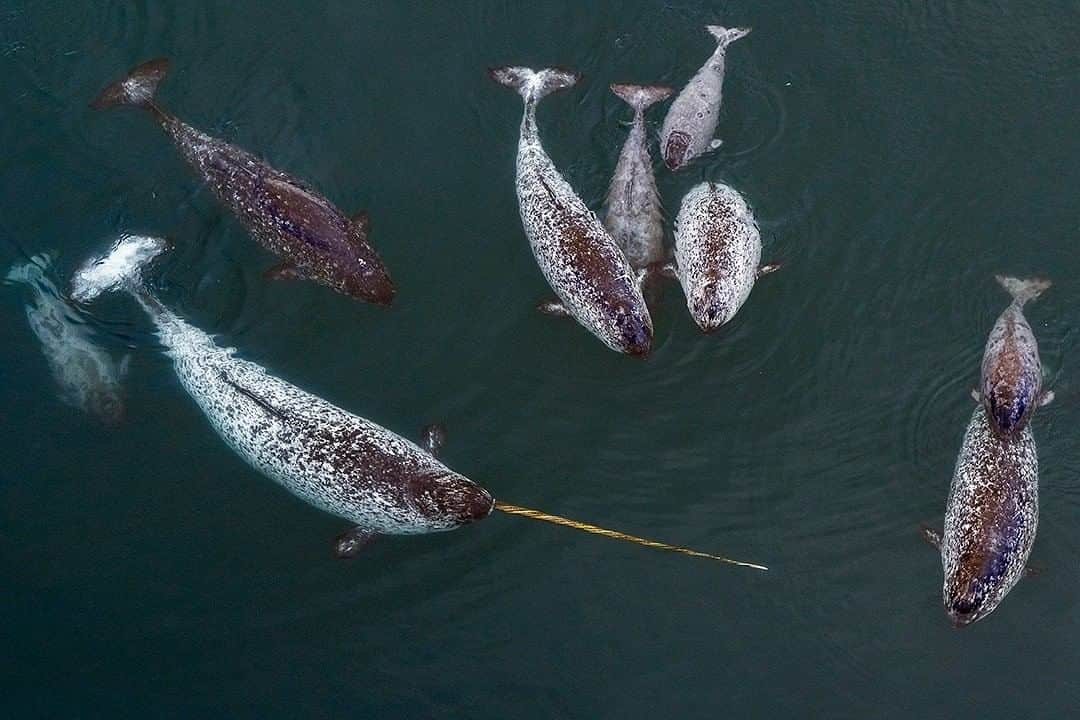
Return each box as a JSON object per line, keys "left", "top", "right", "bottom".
{"left": 70, "top": 234, "right": 169, "bottom": 302}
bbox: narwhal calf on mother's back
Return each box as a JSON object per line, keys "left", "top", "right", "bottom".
{"left": 660, "top": 25, "right": 750, "bottom": 171}
{"left": 91, "top": 59, "right": 395, "bottom": 305}
{"left": 489, "top": 66, "right": 654, "bottom": 356}
{"left": 976, "top": 275, "right": 1053, "bottom": 437}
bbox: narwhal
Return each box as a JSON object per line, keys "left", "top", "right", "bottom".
{"left": 72, "top": 234, "right": 765, "bottom": 568}
{"left": 490, "top": 66, "right": 654, "bottom": 356}
{"left": 922, "top": 406, "right": 1039, "bottom": 627}
{"left": 91, "top": 59, "right": 395, "bottom": 305}
{"left": 7, "top": 254, "right": 129, "bottom": 425}
{"left": 975, "top": 275, "right": 1053, "bottom": 437}
{"left": 602, "top": 83, "right": 673, "bottom": 269}
{"left": 660, "top": 25, "right": 750, "bottom": 170}
{"left": 669, "top": 182, "right": 778, "bottom": 332}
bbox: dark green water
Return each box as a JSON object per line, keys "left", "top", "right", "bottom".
{"left": 3, "top": 1, "right": 1080, "bottom": 717}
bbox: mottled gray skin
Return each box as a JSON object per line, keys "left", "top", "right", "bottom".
{"left": 7, "top": 255, "right": 127, "bottom": 425}
{"left": 490, "top": 66, "right": 653, "bottom": 356}
{"left": 936, "top": 407, "right": 1038, "bottom": 627}
{"left": 979, "top": 275, "right": 1051, "bottom": 437}
{"left": 75, "top": 236, "right": 492, "bottom": 542}
{"left": 602, "top": 84, "right": 672, "bottom": 268}
{"left": 91, "top": 58, "right": 394, "bottom": 305}
{"left": 673, "top": 182, "right": 761, "bottom": 332}
{"left": 660, "top": 26, "right": 750, "bottom": 170}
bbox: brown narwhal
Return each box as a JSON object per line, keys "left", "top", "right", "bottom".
{"left": 92, "top": 59, "right": 394, "bottom": 305}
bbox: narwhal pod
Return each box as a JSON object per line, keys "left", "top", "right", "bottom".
{"left": 91, "top": 59, "right": 395, "bottom": 305}
{"left": 925, "top": 407, "right": 1039, "bottom": 627}
{"left": 671, "top": 181, "right": 777, "bottom": 332}
{"left": 977, "top": 275, "right": 1053, "bottom": 437}
{"left": 71, "top": 235, "right": 491, "bottom": 555}
{"left": 489, "top": 66, "right": 653, "bottom": 356}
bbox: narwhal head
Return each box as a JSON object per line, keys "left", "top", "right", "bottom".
{"left": 407, "top": 471, "right": 494, "bottom": 530}
{"left": 688, "top": 279, "right": 738, "bottom": 333}
{"left": 983, "top": 374, "right": 1035, "bottom": 438}
{"left": 943, "top": 550, "right": 1012, "bottom": 627}
{"left": 663, "top": 131, "right": 693, "bottom": 170}
{"left": 610, "top": 300, "right": 653, "bottom": 357}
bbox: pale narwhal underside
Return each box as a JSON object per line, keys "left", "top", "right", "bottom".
{"left": 660, "top": 25, "right": 750, "bottom": 171}
{"left": 490, "top": 66, "right": 654, "bottom": 356}
{"left": 928, "top": 406, "right": 1039, "bottom": 627}
{"left": 91, "top": 59, "right": 395, "bottom": 305}
{"left": 672, "top": 181, "right": 774, "bottom": 332}
{"left": 602, "top": 83, "right": 673, "bottom": 269}
{"left": 7, "top": 254, "right": 129, "bottom": 425}
{"left": 978, "top": 275, "right": 1052, "bottom": 437}
{"left": 71, "top": 235, "right": 492, "bottom": 554}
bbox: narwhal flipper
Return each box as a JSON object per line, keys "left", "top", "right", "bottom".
{"left": 1040, "top": 390, "right": 1055, "bottom": 407}
{"left": 920, "top": 524, "right": 942, "bottom": 551}
{"left": 757, "top": 262, "right": 782, "bottom": 278}
{"left": 421, "top": 423, "right": 447, "bottom": 458}
{"left": 537, "top": 299, "right": 571, "bottom": 317}
{"left": 335, "top": 527, "right": 379, "bottom": 558}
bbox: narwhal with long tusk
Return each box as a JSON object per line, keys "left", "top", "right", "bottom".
{"left": 70, "top": 235, "right": 764, "bottom": 568}
{"left": 602, "top": 83, "right": 673, "bottom": 269}
{"left": 669, "top": 181, "right": 778, "bottom": 332}
{"left": 490, "top": 66, "right": 654, "bottom": 356}
{"left": 975, "top": 275, "right": 1053, "bottom": 437}
{"left": 91, "top": 58, "right": 395, "bottom": 305}
{"left": 660, "top": 25, "right": 750, "bottom": 171}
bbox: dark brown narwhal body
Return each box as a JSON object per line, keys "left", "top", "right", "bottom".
{"left": 91, "top": 59, "right": 394, "bottom": 305}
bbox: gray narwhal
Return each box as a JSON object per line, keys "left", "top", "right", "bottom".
{"left": 490, "top": 66, "right": 653, "bottom": 356}
{"left": 91, "top": 59, "right": 395, "bottom": 305}
{"left": 660, "top": 25, "right": 750, "bottom": 171}
{"left": 71, "top": 235, "right": 491, "bottom": 554}
{"left": 7, "top": 254, "right": 129, "bottom": 425}
{"left": 977, "top": 275, "right": 1053, "bottom": 437}
{"left": 671, "top": 182, "right": 777, "bottom": 332}
{"left": 602, "top": 83, "right": 673, "bottom": 269}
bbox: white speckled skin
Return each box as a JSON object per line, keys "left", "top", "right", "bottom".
{"left": 979, "top": 276, "right": 1050, "bottom": 437}
{"left": 660, "top": 26, "right": 749, "bottom": 170}
{"left": 603, "top": 84, "right": 671, "bottom": 268}
{"left": 673, "top": 182, "right": 760, "bottom": 332}
{"left": 939, "top": 407, "right": 1038, "bottom": 626}
{"left": 77, "top": 237, "right": 492, "bottom": 537}
{"left": 492, "top": 66, "right": 653, "bottom": 356}
{"left": 7, "top": 255, "right": 128, "bottom": 425}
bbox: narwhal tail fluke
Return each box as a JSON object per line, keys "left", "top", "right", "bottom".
{"left": 489, "top": 66, "right": 580, "bottom": 105}
{"left": 610, "top": 83, "right": 673, "bottom": 113}
{"left": 995, "top": 274, "right": 1051, "bottom": 307}
{"left": 70, "top": 234, "right": 171, "bottom": 306}
{"left": 495, "top": 501, "right": 767, "bottom": 570}
{"left": 90, "top": 57, "right": 170, "bottom": 110}
{"left": 5, "top": 253, "right": 50, "bottom": 285}
{"left": 706, "top": 25, "right": 751, "bottom": 49}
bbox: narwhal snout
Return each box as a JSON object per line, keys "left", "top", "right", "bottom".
{"left": 416, "top": 474, "right": 494, "bottom": 526}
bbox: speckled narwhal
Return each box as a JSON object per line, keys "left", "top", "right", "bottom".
{"left": 660, "top": 25, "right": 750, "bottom": 170}
{"left": 602, "top": 83, "right": 673, "bottom": 269}
{"left": 7, "top": 254, "right": 129, "bottom": 425}
{"left": 91, "top": 59, "right": 395, "bottom": 305}
{"left": 490, "top": 66, "right": 654, "bottom": 356}
{"left": 669, "top": 182, "right": 777, "bottom": 332}
{"left": 975, "top": 275, "right": 1053, "bottom": 437}
{"left": 922, "top": 406, "right": 1039, "bottom": 627}
{"left": 71, "top": 235, "right": 489, "bottom": 553}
